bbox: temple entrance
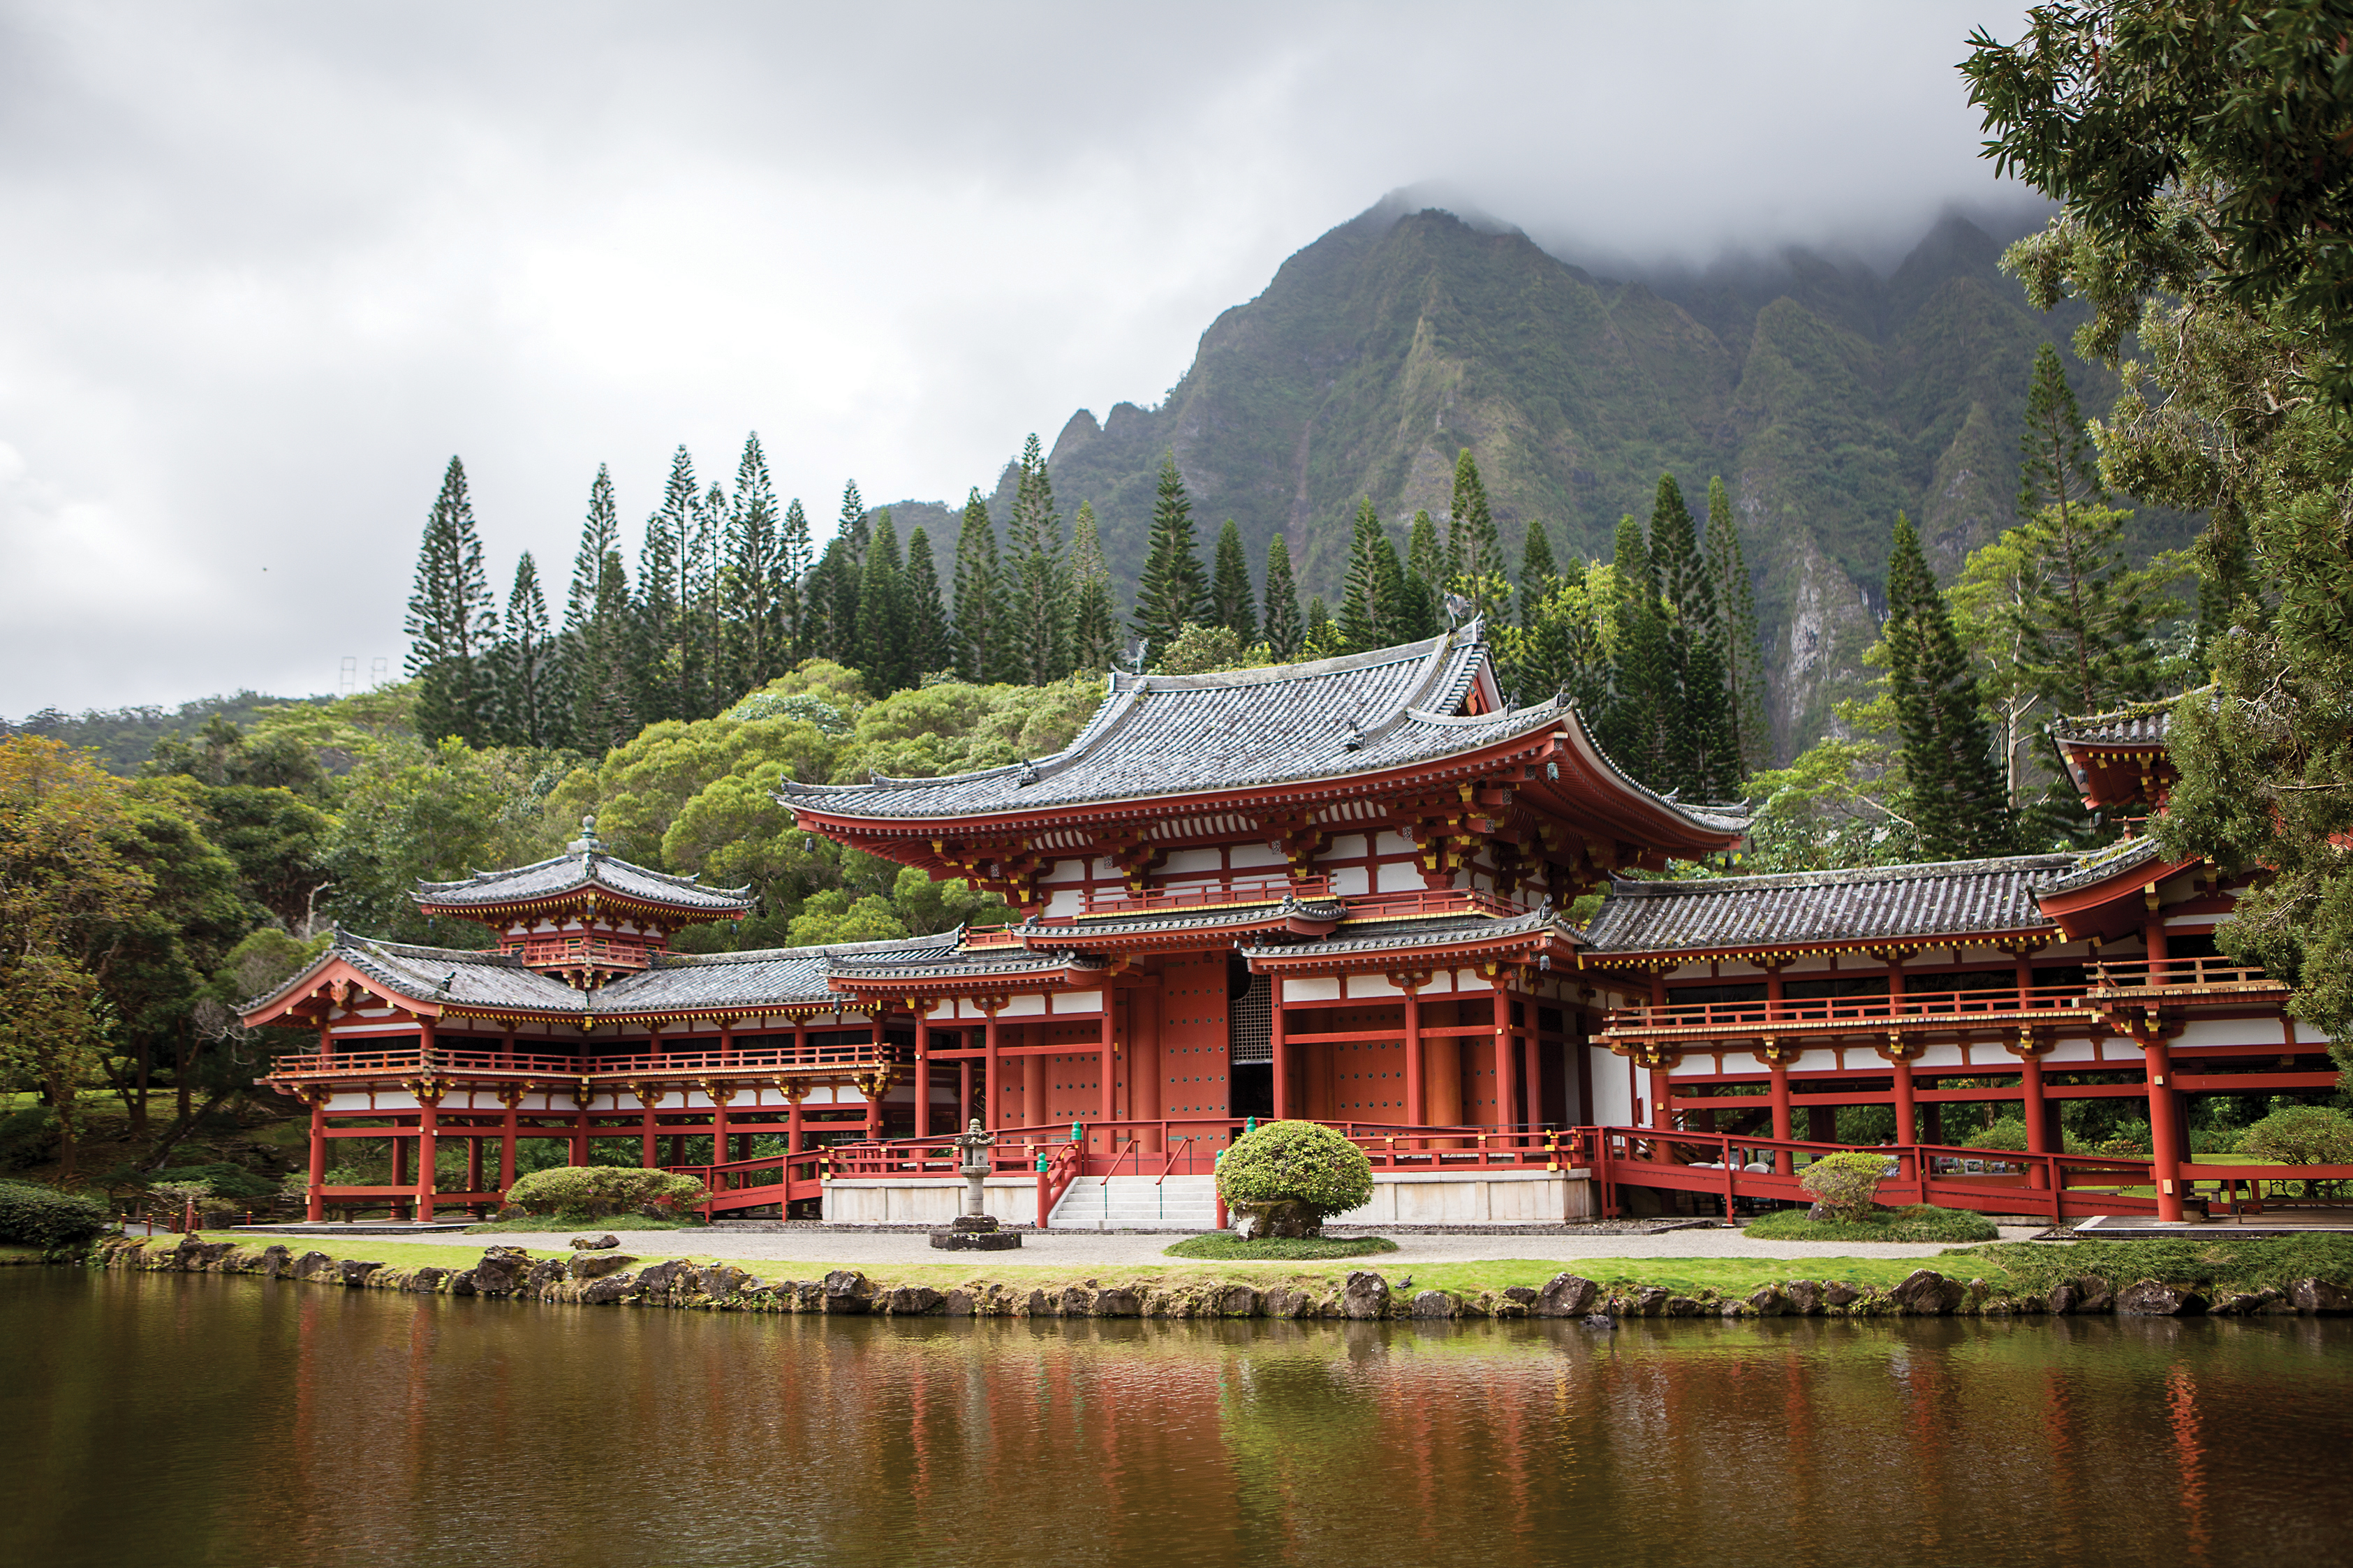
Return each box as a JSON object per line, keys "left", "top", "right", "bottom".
{"left": 1229, "top": 1063, "right": 1274, "bottom": 1120}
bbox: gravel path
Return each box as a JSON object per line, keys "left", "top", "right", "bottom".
{"left": 445, "top": 1225, "right": 2046, "bottom": 1270}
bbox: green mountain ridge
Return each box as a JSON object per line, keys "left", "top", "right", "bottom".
{"left": 996, "top": 200, "right": 2197, "bottom": 760}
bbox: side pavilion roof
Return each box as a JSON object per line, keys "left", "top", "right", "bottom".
{"left": 414, "top": 839, "right": 753, "bottom": 922}
{"left": 1580, "top": 855, "right": 2079, "bottom": 962}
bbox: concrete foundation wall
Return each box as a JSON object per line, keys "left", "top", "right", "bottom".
{"left": 823, "top": 1176, "right": 1036, "bottom": 1226}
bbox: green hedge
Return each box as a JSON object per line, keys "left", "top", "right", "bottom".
{"left": 0, "top": 1183, "right": 108, "bottom": 1249}
{"left": 501, "top": 1166, "right": 707, "bottom": 1220}
{"left": 1215, "top": 1121, "right": 1374, "bottom": 1217}
{"left": 1748, "top": 1204, "right": 2000, "bottom": 1243}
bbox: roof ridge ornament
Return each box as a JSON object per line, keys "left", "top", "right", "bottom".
{"left": 568, "top": 815, "right": 604, "bottom": 856}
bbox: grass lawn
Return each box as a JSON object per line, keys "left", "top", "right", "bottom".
{"left": 0, "top": 1244, "right": 46, "bottom": 1264}
{"left": 1746, "top": 1206, "right": 2000, "bottom": 1244}
{"left": 462, "top": 1215, "right": 707, "bottom": 1234}
{"left": 1163, "top": 1235, "right": 1399, "bottom": 1261}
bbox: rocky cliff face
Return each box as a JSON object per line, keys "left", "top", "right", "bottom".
{"left": 965, "top": 199, "right": 2196, "bottom": 763}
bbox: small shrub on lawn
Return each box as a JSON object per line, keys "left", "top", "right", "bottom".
{"left": 1797, "top": 1150, "right": 1888, "bottom": 1222}
{"left": 502, "top": 1165, "right": 707, "bottom": 1221}
{"left": 1748, "top": 1204, "right": 1998, "bottom": 1243}
{"left": 1217, "top": 1122, "right": 1373, "bottom": 1215}
{"left": 1163, "top": 1234, "right": 1398, "bottom": 1260}
{"left": 0, "top": 1182, "right": 108, "bottom": 1249}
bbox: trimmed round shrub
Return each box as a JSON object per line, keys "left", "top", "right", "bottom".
{"left": 1216, "top": 1121, "right": 1373, "bottom": 1234}
{"left": 1962, "top": 1118, "right": 2086, "bottom": 1154}
{"left": 1797, "top": 1150, "right": 1888, "bottom": 1222}
{"left": 502, "top": 1166, "right": 708, "bottom": 1221}
{"left": 0, "top": 1182, "right": 108, "bottom": 1249}
{"left": 2241, "top": 1105, "right": 2353, "bottom": 1167}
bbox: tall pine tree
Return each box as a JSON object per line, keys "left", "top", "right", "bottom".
{"left": 1651, "top": 474, "right": 1739, "bottom": 800}
{"left": 723, "top": 433, "right": 785, "bottom": 697}
{"left": 1337, "top": 498, "right": 1408, "bottom": 653}
{"left": 496, "top": 552, "right": 554, "bottom": 746}
{"left": 952, "top": 488, "right": 1008, "bottom": 683}
{"left": 1007, "top": 435, "right": 1068, "bottom": 683}
{"left": 1210, "top": 518, "right": 1257, "bottom": 644}
{"left": 855, "top": 510, "right": 909, "bottom": 694}
{"left": 574, "top": 547, "right": 635, "bottom": 753}
{"left": 1598, "top": 512, "right": 1667, "bottom": 776}
{"left": 1518, "top": 518, "right": 1559, "bottom": 627}
{"left": 904, "top": 526, "right": 950, "bottom": 680}
{"left": 780, "top": 496, "right": 813, "bottom": 662}
{"left": 558, "top": 462, "right": 623, "bottom": 750}
{"left": 1447, "top": 448, "right": 1505, "bottom": 621}
{"left": 1886, "top": 512, "right": 2014, "bottom": 858}
{"left": 405, "top": 456, "right": 499, "bottom": 746}
{"left": 1402, "top": 510, "right": 1444, "bottom": 640}
{"left": 1704, "top": 475, "right": 1768, "bottom": 774}
{"left": 633, "top": 446, "right": 701, "bottom": 723}
{"left": 1130, "top": 450, "right": 1209, "bottom": 660}
{"left": 1262, "top": 534, "right": 1304, "bottom": 660}
{"left": 824, "top": 480, "right": 868, "bottom": 666}
{"left": 1068, "top": 501, "right": 1120, "bottom": 672}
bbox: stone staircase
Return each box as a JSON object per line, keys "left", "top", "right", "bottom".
{"left": 1049, "top": 1173, "right": 1218, "bottom": 1230}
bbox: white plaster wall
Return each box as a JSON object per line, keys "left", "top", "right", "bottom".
{"left": 2174, "top": 1019, "right": 2277, "bottom": 1051}
{"left": 1328, "top": 865, "right": 1371, "bottom": 895}
{"left": 1908, "top": 1043, "right": 1970, "bottom": 1070}
{"left": 2292, "top": 1019, "right": 2336, "bottom": 1047}
{"left": 1160, "top": 848, "right": 1221, "bottom": 875}
{"left": 1045, "top": 887, "right": 1084, "bottom": 917}
{"left": 1588, "top": 1046, "right": 1635, "bottom": 1125}
{"left": 1348, "top": 973, "right": 1404, "bottom": 999}
{"left": 1375, "top": 860, "right": 1422, "bottom": 892}
{"left": 1327, "top": 1171, "right": 1600, "bottom": 1225}
{"left": 998, "top": 995, "right": 1047, "bottom": 1018}
{"left": 1283, "top": 977, "right": 1341, "bottom": 1003}
{"left": 1230, "top": 842, "right": 1284, "bottom": 871}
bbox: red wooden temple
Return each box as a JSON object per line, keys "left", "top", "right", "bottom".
{"left": 249, "top": 637, "right": 2333, "bottom": 1225}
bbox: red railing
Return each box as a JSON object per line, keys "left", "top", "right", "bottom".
{"left": 1082, "top": 877, "right": 1330, "bottom": 917}
{"left": 267, "top": 1036, "right": 901, "bottom": 1083}
{"left": 1602, "top": 984, "right": 2093, "bottom": 1040}
{"left": 500, "top": 935, "right": 655, "bottom": 970}
{"left": 1343, "top": 887, "right": 1524, "bottom": 920}
{"left": 668, "top": 1149, "right": 829, "bottom": 1218}
{"left": 2086, "top": 956, "right": 2287, "bottom": 993}
{"left": 1569, "top": 1125, "right": 2163, "bottom": 1222}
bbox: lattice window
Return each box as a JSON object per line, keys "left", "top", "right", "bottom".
{"left": 1228, "top": 972, "right": 1271, "bottom": 1065}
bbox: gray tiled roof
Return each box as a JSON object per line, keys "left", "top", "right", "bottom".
{"left": 829, "top": 944, "right": 1103, "bottom": 985}
{"left": 2049, "top": 692, "right": 2198, "bottom": 748}
{"left": 1020, "top": 895, "right": 1349, "bottom": 942}
{"left": 1581, "top": 855, "right": 2078, "bottom": 954}
{"left": 2039, "top": 834, "right": 2168, "bottom": 896}
{"left": 774, "top": 625, "right": 1743, "bottom": 835}
{"left": 415, "top": 850, "right": 753, "bottom": 913}
{"left": 1248, "top": 908, "right": 1576, "bottom": 961}
{"left": 244, "top": 929, "right": 957, "bottom": 1019}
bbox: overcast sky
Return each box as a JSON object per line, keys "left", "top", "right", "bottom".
{"left": 0, "top": 1, "right": 2033, "bottom": 717}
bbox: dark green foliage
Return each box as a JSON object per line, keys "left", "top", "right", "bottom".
{"left": 632, "top": 445, "right": 706, "bottom": 725}
{"left": 1008, "top": 436, "right": 1068, "bottom": 683}
{"left": 1130, "top": 451, "right": 1209, "bottom": 660}
{"left": 0, "top": 1107, "right": 57, "bottom": 1171}
{"left": 952, "top": 489, "right": 1010, "bottom": 682}
{"left": 806, "top": 538, "right": 855, "bottom": 670}
{"left": 404, "top": 457, "right": 498, "bottom": 746}
{"left": 1067, "top": 503, "right": 1120, "bottom": 673}
{"left": 903, "top": 526, "right": 950, "bottom": 680}
{"left": 780, "top": 496, "right": 814, "bottom": 663}
{"left": 1705, "top": 476, "right": 1767, "bottom": 774}
{"left": 1961, "top": 1237, "right": 2353, "bottom": 1299}
{"left": 1211, "top": 519, "right": 1257, "bottom": 644}
{"left": 1886, "top": 514, "right": 2014, "bottom": 857}
{"left": 561, "top": 466, "right": 629, "bottom": 752}
{"left": 5, "top": 693, "right": 327, "bottom": 780}
{"left": 0, "top": 1182, "right": 107, "bottom": 1249}
{"left": 1303, "top": 595, "right": 1336, "bottom": 658}
{"left": 1262, "top": 534, "right": 1304, "bottom": 659}
{"left": 501, "top": 1164, "right": 708, "bottom": 1219}
{"left": 855, "top": 511, "right": 908, "bottom": 694}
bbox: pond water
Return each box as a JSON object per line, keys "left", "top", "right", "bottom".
{"left": 3, "top": 1269, "right": 2350, "bottom": 1567}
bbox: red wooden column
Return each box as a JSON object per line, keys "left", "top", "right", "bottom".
{"left": 1271, "top": 980, "right": 1291, "bottom": 1120}
{"left": 1886, "top": 1037, "right": 1919, "bottom": 1182}
{"left": 640, "top": 1087, "right": 660, "bottom": 1167}
{"left": 1520, "top": 992, "right": 1542, "bottom": 1133}
{"left": 1401, "top": 979, "right": 1425, "bottom": 1137}
{"left": 499, "top": 1088, "right": 520, "bottom": 1195}
{"left": 2142, "top": 911, "right": 2185, "bottom": 1220}
{"left": 1098, "top": 986, "right": 1116, "bottom": 1128}
{"left": 415, "top": 1093, "right": 441, "bottom": 1222}
{"left": 305, "top": 1093, "right": 327, "bottom": 1222}
{"left": 913, "top": 999, "right": 932, "bottom": 1141}
{"left": 982, "top": 1003, "right": 1002, "bottom": 1132}
{"left": 1765, "top": 1048, "right": 1795, "bottom": 1176}
{"left": 786, "top": 1086, "right": 806, "bottom": 1154}
{"left": 959, "top": 1058, "right": 973, "bottom": 1127}
{"left": 711, "top": 1083, "right": 733, "bottom": 1168}
{"left": 1491, "top": 980, "right": 1514, "bottom": 1132}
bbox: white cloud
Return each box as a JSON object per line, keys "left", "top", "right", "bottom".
{"left": 0, "top": 0, "right": 2032, "bottom": 713}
